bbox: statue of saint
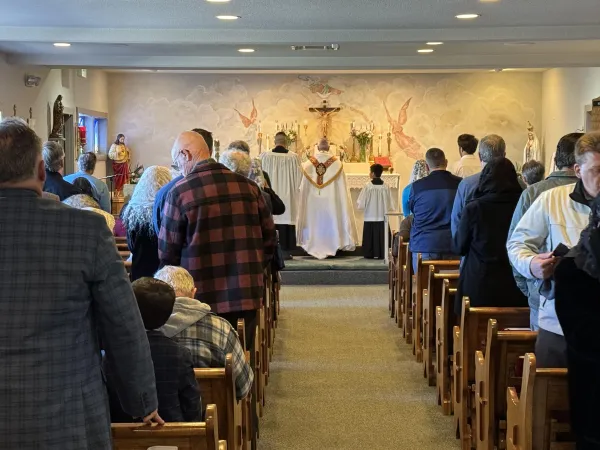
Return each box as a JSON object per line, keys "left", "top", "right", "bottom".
{"left": 108, "top": 133, "right": 131, "bottom": 199}
{"left": 49, "top": 95, "right": 64, "bottom": 139}
{"left": 523, "top": 121, "right": 541, "bottom": 164}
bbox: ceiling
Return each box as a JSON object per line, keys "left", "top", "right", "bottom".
{"left": 1, "top": 0, "right": 600, "bottom": 70}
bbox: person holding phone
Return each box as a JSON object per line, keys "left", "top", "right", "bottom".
{"left": 507, "top": 132, "right": 600, "bottom": 368}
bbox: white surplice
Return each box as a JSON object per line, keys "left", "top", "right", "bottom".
{"left": 296, "top": 151, "right": 359, "bottom": 259}
{"left": 259, "top": 151, "right": 302, "bottom": 225}
{"left": 357, "top": 182, "right": 395, "bottom": 221}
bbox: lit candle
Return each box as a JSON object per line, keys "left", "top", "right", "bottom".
{"left": 304, "top": 119, "right": 308, "bottom": 126}
{"left": 350, "top": 121, "right": 354, "bottom": 130}
{"left": 388, "top": 123, "right": 391, "bottom": 133}
{"left": 258, "top": 121, "right": 261, "bottom": 133}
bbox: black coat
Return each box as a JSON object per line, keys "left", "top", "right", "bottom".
{"left": 453, "top": 159, "right": 527, "bottom": 315}
{"left": 127, "top": 223, "right": 161, "bottom": 282}
{"left": 43, "top": 170, "right": 81, "bottom": 201}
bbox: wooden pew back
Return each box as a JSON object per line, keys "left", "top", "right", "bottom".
{"left": 395, "top": 240, "right": 408, "bottom": 328}
{"left": 401, "top": 244, "right": 413, "bottom": 341}
{"left": 453, "top": 299, "right": 530, "bottom": 449}
{"left": 412, "top": 255, "right": 460, "bottom": 361}
{"left": 195, "top": 354, "right": 242, "bottom": 450}
{"left": 475, "top": 319, "right": 537, "bottom": 450}
{"left": 436, "top": 280, "right": 458, "bottom": 415}
{"left": 423, "top": 270, "right": 459, "bottom": 386}
{"left": 112, "top": 404, "right": 224, "bottom": 450}
{"left": 506, "top": 354, "right": 572, "bottom": 450}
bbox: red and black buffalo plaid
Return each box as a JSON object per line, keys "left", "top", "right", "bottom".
{"left": 158, "top": 160, "right": 277, "bottom": 314}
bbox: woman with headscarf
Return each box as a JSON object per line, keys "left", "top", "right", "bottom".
{"left": 453, "top": 158, "right": 527, "bottom": 316}
{"left": 121, "top": 166, "right": 172, "bottom": 281}
{"left": 555, "top": 195, "right": 600, "bottom": 449}
{"left": 401, "top": 159, "right": 428, "bottom": 216}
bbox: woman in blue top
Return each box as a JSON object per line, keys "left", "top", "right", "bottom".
{"left": 401, "top": 159, "right": 428, "bottom": 215}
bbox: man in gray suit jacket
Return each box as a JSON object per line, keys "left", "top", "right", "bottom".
{"left": 0, "top": 118, "right": 161, "bottom": 449}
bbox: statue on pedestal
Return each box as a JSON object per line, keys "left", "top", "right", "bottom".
{"left": 523, "top": 121, "right": 541, "bottom": 164}
{"left": 49, "top": 95, "right": 64, "bottom": 139}
{"left": 108, "top": 133, "right": 131, "bottom": 199}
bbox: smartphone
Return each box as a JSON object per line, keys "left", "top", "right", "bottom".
{"left": 552, "top": 243, "right": 570, "bottom": 258}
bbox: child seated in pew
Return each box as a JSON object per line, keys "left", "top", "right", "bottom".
{"left": 155, "top": 266, "right": 254, "bottom": 401}
{"left": 104, "top": 278, "right": 202, "bottom": 422}
{"left": 357, "top": 163, "right": 395, "bottom": 259}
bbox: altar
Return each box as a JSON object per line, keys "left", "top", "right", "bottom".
{"left": 344, "top": 163, "right": 401, "bottom": 242}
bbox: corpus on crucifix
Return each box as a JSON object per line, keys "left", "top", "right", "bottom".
{"left": 309, "top": 99, "right": 341, "bottom": 138}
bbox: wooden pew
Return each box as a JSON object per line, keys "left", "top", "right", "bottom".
{"left": 194, "top": 355, "right": 243, "bottom": 450}
{"left": 388, "top": 246, "right": 396, "bottom": 318}
{"left": 435, "top": 280, "right": 458, "bottom": 415}
{"left": 412, "top": 255, "right": 460, "bottom": 362}
{"left": 453, "top": 299, "right": 530, "bottom": 450}
{"left": 112, "top": 404, "right": 226, "bottom": 450}
{"left": 475, "top": 319, "right": 537, "bottom": 450}
{"left": 237, "top": 320, "right": 252, "bottom": 450}
{"left": 422, "top": 269, "right": 460, "bottom": 386}
{"left": 401, "top": 244, "right": 413, "bottom": 341}
{"left": 506, "top": 354, "right": 573, "bottom": 450}
{"left": 394, "top": 239, "right": 408, "bottom": 327}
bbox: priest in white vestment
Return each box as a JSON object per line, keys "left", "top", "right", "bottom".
{"left": 296, "top": 138, "right": 358, "bottom": 259}
{"left": 259, "top": 132, "right": 302, "bottom": 258}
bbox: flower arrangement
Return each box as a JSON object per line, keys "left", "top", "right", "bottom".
{"left": 352, "top": 129, "right": 374, "bottom": 162}
{"left": 285, "top": 129, "right": 298, "bottom": 147}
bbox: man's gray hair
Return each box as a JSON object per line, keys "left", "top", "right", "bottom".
{"left": 154, "top": 266, "right": 195, "bottom": 297}
{"left": 219, "top": 149, "right": 251, "bottom": 177}
{"left": 478, "top": 134, "right": 506, "bottom": 163}
{"left": 42, "top": 140, "right": 65, "bottom": 172}
{"left": 227, "top": 140, "right": 250, "bottom": 154}
{"left": 78, "top": 152, "right": 97, "bottom": 173}
{"left": 575, "top": 131, "right": 600, "bottom": 165}
{"left": 0, "top": 117, "right": 42, "bottom": 184}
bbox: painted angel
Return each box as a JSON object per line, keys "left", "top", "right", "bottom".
{"left": 384, "top": 98, "right": 423, "bottom": 160}
{"left": 234, "top": 99, "right": 258, "bottom": 128}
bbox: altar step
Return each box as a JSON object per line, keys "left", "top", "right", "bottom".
{"left": 280, "top": 256, "right": 388, "bottom": 285}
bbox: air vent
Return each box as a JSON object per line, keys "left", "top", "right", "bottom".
{"left": 291, "top": 44, "right": 339, "bottom": 51}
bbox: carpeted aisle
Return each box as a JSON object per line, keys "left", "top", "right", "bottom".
{"left": 259, "top": 285, "right": 459, "bottom": 450}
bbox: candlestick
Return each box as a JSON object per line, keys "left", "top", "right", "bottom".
{"left": 257, "top": 132, "right": 263, "bottom": 155}
{"left": 378, "top": 134, "right": 382, "bottom": 157}
{"left": 387, "top": 132, "right": 392, "bottom": 156}
{"left": 266, "top": 134, "right": 270, "bottom": 149}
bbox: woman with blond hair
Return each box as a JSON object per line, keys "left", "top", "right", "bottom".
{"left": 121, "top": 166, "right": 172, "bottom": 280}
{"left": 401, "top": 159, "right": 428, "bottom": 216}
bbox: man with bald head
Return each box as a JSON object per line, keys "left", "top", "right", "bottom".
{"left": 296, "top": 138, "right": 358, "bottom": 259}
{"left": 260, "top": 131, "right": 302, "bottom": 259}
{"left": 158, "top": 129, "right": 277, "bottom": 346}
{"left": 153, "top": 128, "right": 213, "bottom": 235}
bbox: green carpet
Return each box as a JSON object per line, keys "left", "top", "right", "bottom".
{"left": 259, "top": 285, "right": 459, "bottom": 450}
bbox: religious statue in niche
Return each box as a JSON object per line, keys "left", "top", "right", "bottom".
{"left": 234, "top": 99, "right": 258, "bottom": 128}
{"left": 49, "top": 95, "right": 64, "bottom": 139}
{"left": 523, "top": 121, "right": 541, "bottom": 164}
{"left": 384, "top": 98, "right": 423, "bottom": 160}
{"left": 108, "top": 133, "right": 131, "bottom": 199}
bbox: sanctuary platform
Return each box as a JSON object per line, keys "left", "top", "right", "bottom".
{"left": 280, "top": 254, "right": 387, "bottom": 285}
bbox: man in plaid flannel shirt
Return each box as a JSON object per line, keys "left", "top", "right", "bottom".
{"left": 156, "top": 266, "right": 253, "bottom": 400}
{"left": 158, "top": 131, "right": 277, "bottom": 343}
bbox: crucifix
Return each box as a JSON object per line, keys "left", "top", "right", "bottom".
{"left": 309, "top": 99, "right": 341, "bottom": 138}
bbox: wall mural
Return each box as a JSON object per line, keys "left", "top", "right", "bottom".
{"left": 108, "top": 72, "right": 542, "bottom": 187}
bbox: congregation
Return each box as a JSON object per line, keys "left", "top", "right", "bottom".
{"left": 2, "top": 108, "right": 600, "bottom": 449}
{"left": 392, "top": 129, "right": 600, "bottom": 449}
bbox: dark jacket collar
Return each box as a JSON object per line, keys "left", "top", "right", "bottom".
{"left": 371, "top": 178, "right": 384, "bottom": 185}
{"left": 570, "top": 179, "right": 592, "bottom": 207}
{"left": 272, "top": 146, "right": 289, "bottom": 154}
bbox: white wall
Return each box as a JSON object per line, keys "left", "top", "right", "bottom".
{"left": 542, "top": 67, "right": 600, "bottom": 169}
{"left": 0, "top": 56, "right": 109, "bottom": 175}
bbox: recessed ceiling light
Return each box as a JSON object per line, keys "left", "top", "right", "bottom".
{"left": 418, "top": 49, "right": 434, "bottom": 53}
{"left": 426, "top": 42, "right": 444, "bottom": 46}
{"left": 455, "top": 13, "right": 480, "bottom": 19}
{"left": 53, "top": 43, "right": 71, "bottom": 47}
{"left": 216, "top": 15, "right": 240, "bottom": 20}
{"left": 238, "top": 48, "right": 255, "bottom": 53}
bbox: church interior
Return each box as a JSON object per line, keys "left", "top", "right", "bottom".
{"left": 1, "top": 0, "right": 600, "bottom": 448}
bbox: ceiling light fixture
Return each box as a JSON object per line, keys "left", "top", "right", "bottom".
{"left": 206, "top": 0, "right": 231, "bottom": 2}
{"left": 216, "top": 15, "right": 240, "bottom": 20}
{"left": 238, "top": 48, "right": 255, "bottom": 53}
{"left": 418, "top": 49, "right": 434, "bottom": 53}
{"left": 53, "top": 42, "right": 71, "bottom": 47}
{"left": 455, "top": 13, "right": 480, "bottom": 19}
{"left": 291, "top": 44, "right": 340, "bottom": 51}
{"left": 426, "top": 42, "right": 443, "bottom": 46}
